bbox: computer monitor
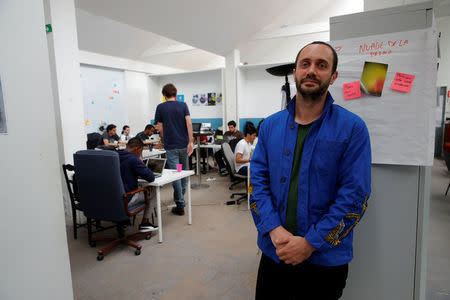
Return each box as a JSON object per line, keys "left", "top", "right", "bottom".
{"left": 192, "top": 123, "right": 201, "bottom": 133}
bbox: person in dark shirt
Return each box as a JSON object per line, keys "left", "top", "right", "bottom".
{"left": 154, "top": 83, "right": 194, "bottom": 216}
{"left": 102, "top": 124, "right": 124, "bottom": 146}
{"left": 224, "top": 120, "right": 244, "bottom": 140}
{"left": 214, "top": 120, "right": 244, "bottom": 175}
{"left": 118, "top": 137, "right": 157, "bottom": 232}
{"left": 135, "top": 124, "right": 155, "bottom": 142}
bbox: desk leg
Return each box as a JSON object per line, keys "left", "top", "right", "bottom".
{"left": 187, "top": 176, "right": 192, "bottom": 225}
{"left": 191, "top": 136, "right": 209, "bottom": 189}
{"left": 156, "top": 187, "right": 163, "bottom": 243}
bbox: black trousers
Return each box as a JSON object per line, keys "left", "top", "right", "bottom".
{"left": 214, "top": 149, "right": 227, "bottom": 171}
{"left": 255, "top": 254, "right": 348, "bottom": 300}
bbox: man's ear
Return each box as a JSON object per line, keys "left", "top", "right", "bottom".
{"left": 330, "top": 71, "right": 338, "bottom": 85}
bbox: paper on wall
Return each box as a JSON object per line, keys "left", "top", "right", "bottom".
{"left": 329, "top": 28, "right": 437, "bottom": 166}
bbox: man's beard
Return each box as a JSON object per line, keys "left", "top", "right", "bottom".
{"left": 295, "top": 74, "right": 332, "bottom": 102}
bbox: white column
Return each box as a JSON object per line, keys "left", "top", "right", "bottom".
{"left": 224, "top": 49, "right": 240, "bottom": 128}
{"left": 0, "top": 1, "right": 74, "bottom": 299}
{"left": 125, "top": 70, "right": 152, "bottom": 133}
{"left": 45, "top": 0, "right": 86, "bottom": 165}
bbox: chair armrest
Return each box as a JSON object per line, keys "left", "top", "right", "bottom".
{"left": 122, "top": 187, "right": 149, "bottom": 216}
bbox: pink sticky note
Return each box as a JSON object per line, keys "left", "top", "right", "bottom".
{"left": 391, "top": 72, "right": 415, "bottom": 93}
{"left": 343, "top": 81, "right": 362, "bottom": 100}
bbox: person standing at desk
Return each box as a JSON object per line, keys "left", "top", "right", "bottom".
{"left": 118, "top": 137, "right": 158, "bottom": 232}
{"left": 154, "top": 83, "right": 194, "bottom": 216}
{"left": 250, "top": 41, "right": 371, "bottom": 299}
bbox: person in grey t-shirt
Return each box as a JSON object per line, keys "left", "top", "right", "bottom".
{"left": 101, "top": 124, "right": 123, "bottom": 146}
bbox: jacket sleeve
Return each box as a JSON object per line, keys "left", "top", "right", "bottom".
{"left": 250, "top": 122, "right": 282, "bottom": 235}
{"left": 133, "top": 158, "right": 155, "bottom": 183}
{"left": 305, "top": 120, "right": 371, "bottom": 251}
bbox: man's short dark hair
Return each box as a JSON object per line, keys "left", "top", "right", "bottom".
{"left": 227, "top": 120, "right": 236, "bottom": 127}
{"left": 144, "top": 124, "right": 154, "bottom": 131}
{"left": 162, "top": 83, "right": 177, "bottom": 98}
{"left": 295, "top": 41, "right": 338, "bottom": 74}
{"left": 106, "top": 124, "right": 116, "bottom": 132}
{"left": 126, "top": 137, "right": 144, "bottom": 149}
{"left": 244, "top": 122, "right": 257, "bottom": 136}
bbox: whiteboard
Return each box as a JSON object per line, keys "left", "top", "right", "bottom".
{"left": 329, "top": 29, "right": 437, "bottom": 166}
{"left": 80, "top": 65, "right": 127, "bottom": 133}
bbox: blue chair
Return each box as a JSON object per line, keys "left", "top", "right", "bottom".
{"left": 74, "top": 150, "right": 152, "bottom": 261}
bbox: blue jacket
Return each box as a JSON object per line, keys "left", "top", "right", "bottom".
{"left": 250, "top": 93, "right": 371, "bottom": 266}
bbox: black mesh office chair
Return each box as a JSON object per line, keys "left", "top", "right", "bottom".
{"left": 222, "top": 142, "right": 248, "bottom": 205}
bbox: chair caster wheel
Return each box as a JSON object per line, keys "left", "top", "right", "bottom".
{"left": 145, "top": 234, "right": 152, "bottom": 240}
{"left": 97, "top": 254, "right": 104, "bottom": 261}
{"left": 89, "top": 241, "right": 96, "bottom": 247}
{"left": 135, "top": 249, "right": 141, "bottom": 256}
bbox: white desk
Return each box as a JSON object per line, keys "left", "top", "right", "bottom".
{"left": 139, "top": 169, "right": 195, "bottom": 243}
{"left": 142, "top": 149, "right": 166, "bottom": 159}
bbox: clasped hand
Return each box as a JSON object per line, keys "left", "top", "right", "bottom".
{"left": 269, "top": 226, "right": 315, "bottom": 266}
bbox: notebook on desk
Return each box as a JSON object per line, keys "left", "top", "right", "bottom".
{"left": 145, "top": 158, "right": 167, "bottom": 178}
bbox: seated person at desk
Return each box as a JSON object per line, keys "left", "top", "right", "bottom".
{"left": 224, "top": 120, "right": 244, "bottom": 140}
{"left": 102, "top": 124, "right": 124, "bottom": 147}
{"left": 120, "top": 125, "right": 133, "bottom": 142}
{"left": 135, "top": 124, "right": 155, "bottom": 141}
{"left": 118, "top": 137, "right": 158, "bottom": 232}
{"left": 214, "top": 120, "right": 244, "bottom": 175}
{"left": 235, "top": 124, "right": 257, "bottom": 176}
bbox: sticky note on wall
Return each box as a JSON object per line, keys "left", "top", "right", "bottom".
{"left": 343, "top": 81, "right": 362, "bottom": 100}
{"left": 391, "top": 72, "right": 415, "bottom": 93}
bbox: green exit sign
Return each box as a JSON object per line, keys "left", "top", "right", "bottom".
{"left": 46, "top": 24, "right": 52, "bottom": 34}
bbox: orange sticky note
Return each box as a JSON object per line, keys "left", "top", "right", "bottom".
{"left": 391, "top": 72, "right": 415, "bottom": 93}
{"left": 343, "top": 81, "right": 362, "bottom": 100}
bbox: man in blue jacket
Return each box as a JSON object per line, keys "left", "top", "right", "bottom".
{"left": 250, "top": 41, "right": 371, "bottom": 299}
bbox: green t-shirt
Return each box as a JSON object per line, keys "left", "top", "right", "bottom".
{"left": 285, "top": 124, "right": 312, "bottom": 235}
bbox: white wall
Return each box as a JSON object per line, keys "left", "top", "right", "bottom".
{"left": 152, "top": 69, "right": 223, "bottom": 120}
{"left": 0, "top": 1, "right": 73, "bottom": 299}
{"left": 238, "top": 65, "right": 296, "bottom": 118}
{"left": 46, "top": 0, "right": 86, "bottom": 166}
{"left": 125, "top": 70, "right": 152, "bottom": 133}
{"left": 437, "top": 16, "right": 450, "bottom": 89}
{"left": 80, "top": 65, "right": 127, "bottom": 133}
{"left": 239, "top": 32, "right": 330, "bottom": 66}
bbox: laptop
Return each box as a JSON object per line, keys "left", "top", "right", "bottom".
{"left": 146, "top": 158, "right": 167, "bottom": 178}
{"left": 192, "top": 123, "right": 201, "bottom": 134}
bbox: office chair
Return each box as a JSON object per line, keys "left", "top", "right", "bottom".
{"left": 74, "top": 150, "right": 152, "bottom": 261}
{"left": 221, "top": 142, "right": 248, "bottom": 205}
{"left": 62, "top": 164, "right": 86, "bottom": 240}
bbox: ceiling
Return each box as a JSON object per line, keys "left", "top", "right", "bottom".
{"left": 75, "top": 0, "right": 447, "bottom": 73}
{"left": 76, "top": 9, "right": 224, "bottom": 72}
{"left": 75, "top": 0, "right": 293, "bottom": 56}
